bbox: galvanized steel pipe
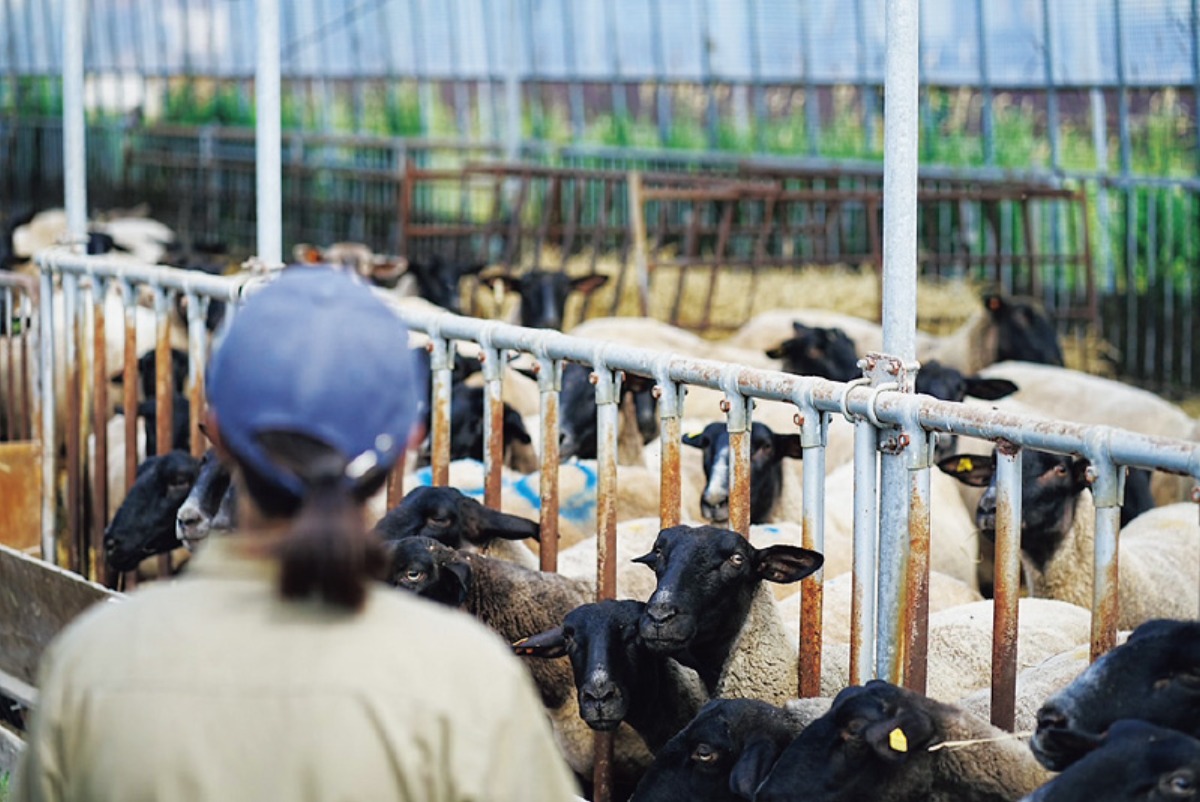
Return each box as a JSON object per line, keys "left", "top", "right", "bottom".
{"left": 851, "top": 419, "right": 879, "bottom": 685}
{"left": 991, "top": 442, "right": 1022, "bottom": 731}
{"left": 255, "top": 0, "right": 283, "bottom": 265}
{"left": 62, "top": 0, "right": 87, "bottom": 249}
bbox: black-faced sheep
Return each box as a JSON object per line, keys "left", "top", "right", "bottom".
{"left": 754, "top": 680, "right": 1051, "bottom": 802}
{"left": 635, "top": 524, "right": 823, "bottom": 704}
{"left": 514, "top": 599, "right": 707, "bottom": 753}
{"left": 939, "top": 450, "right": 1199, "bottom": 630}
{"left": 629, "top": 698, "right": 808, "bottom": 802}
{"left": 1022, "top": 720, "right": 1200, "bottom": 802}
{"left": 484, "top": 269, "right": 608, "bottom": 330}
{"left": 374, "top": 485, "right": 539, "bottom": 568}
{"left": 175, "top": 449, "right": 235, "bottom": 550}
{"left": 1031, "top": 619, "right": 1200, "bottom": 772}
{"left": 682, "top": 421, "right": 803, "bottom": 526}
{"left": 103, "top": 450, "right": 199, "bottom": 572}
{"left": 381, "top": 536, "right": 652, "bottom": 791}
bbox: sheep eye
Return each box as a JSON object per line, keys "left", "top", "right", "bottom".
{"left": 1163, "top": 770, "right": 1196, "bottom": 797}
{"left": 167, "top": 478, "right": 192, "bottom": 493}
{"left": 427, "top": 515, "right": 452, "bottom": 527}
{"left": 690, "top": 744, "right": 719, "bottom": 764}
{"left": 1051, "top": 464, "right": 1069, "bottom": 477}
{"left": 728, "top": 553, "right": 746, "bottom": 567}
{"left": 405, "top": 569, "right": 426, "bottom": 583}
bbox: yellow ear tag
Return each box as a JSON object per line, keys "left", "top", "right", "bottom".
{"left": 957, "top": 457, "right": 974, "bottom": 473}
{"left": 888, "top": 727, "right": 908, "bottom": 753}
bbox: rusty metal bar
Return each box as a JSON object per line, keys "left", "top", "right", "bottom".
{"left": 479, "top": 336, "right": 504, "bottom": 510}
{"left": 655, "top": 366, "right": 685, "bottom": 529}
{"left": 154, "top": 286, "right": 173, "bottom": 579}
{"left": 3, "top": 288, "right": 13, "bottom": 442}
{"left": 594, "top": 363, "right": 620, "bottom": 600}
{"left": 428, "top": 335, "right": 454, "bottom": 488}
{"left": 1089, "top": 456, "right": 1123, "bottom": 660}
{"left": 991, "top": 442, "right": 1022, "bottom": 731}
{"left": 850, "top": 417, "right": 879, "bottom": 685}
{"left": 121, "top": 282, "right": 139, "bottom": 589}
{"left": 63, "top": 272, "right": 82, "bottom": 572}
{"left": 723, "top": 374, "right": 753, "bottom": 538}
{"left": 903, "top": 458, "right": 932, "bottom": 695}
{"left": 796, "top": 399, "right": 828, "bottom": 698}
{"left": 91, "top": 280, "right": 109, "bottom": 586}
{"left": 39, "top": 269, "right": 55, "bottom": 562}
{"left": 185, "top": 292, "right": 208, "bottom": 458}
{"left": 536, "top": 354, "right": 563, "bottom": 573}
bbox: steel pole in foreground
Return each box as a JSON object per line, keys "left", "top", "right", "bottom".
{"left": 876, "top": 0, "right": 921, "bottom": 685}
{"left": 63, "top": 0, "right": 87, "bottom": 247}
{"left": 256, "top": 0, "right": 282, "bottom": 266}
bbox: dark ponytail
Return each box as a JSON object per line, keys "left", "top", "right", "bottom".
{"left": 239, "top": 432, "right": 387, "bottom": 611}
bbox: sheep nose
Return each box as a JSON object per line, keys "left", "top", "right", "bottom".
{"left": 1036, "top": 705, "right": 1069, "bottom": 733}
{"left": 177, "top": 507, "right": 202, "bottom": 527}
{"left": 644, "top": 602, "right": 678, "bottom": 625}
{"left": 581, "top": 684, "right": 617, "bottom": 706}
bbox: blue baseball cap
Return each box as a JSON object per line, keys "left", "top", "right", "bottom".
{"left": 206, "top": 266, "right": 424, "bottom": 499}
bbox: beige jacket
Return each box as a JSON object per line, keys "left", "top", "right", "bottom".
{"left": 12, "top": 537, "right": 579, "bottom": 802}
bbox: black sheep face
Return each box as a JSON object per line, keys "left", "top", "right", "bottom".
{"left": 634, "top": 525, "right": 822, "bottom": 658}
{"left": 405, "top": 255, "right": 487, "bottom": 313}
{"left": 1024, "top": 720, "right": 1200, "bottom": 802}
{"left": 414, "top": 386, "right": 531, "bottom": 468}
{"left": 176, "top": 449, "right": 235, "bottom": 549}
{"left": 630, "top": 698, "right": 800, "bottom": 802}
{"left": 135, "top": 393, "right": 192, "bottom": 457}
{"left": 755, "top": 680, "right": 941, "bottom": 802}
{"left": 515, "top": 600, "right": 647, "bottom": 732}
{"left": 374, "top": 485, "right": 539, "bottom": 547}
{"left": 382, "top": 535, "right": 471, "bottom": 607}
{"left": 104, "top": 450, "right": 199, "bottom": 572}
{"left": 1032, "top": 620, "right": 1200, "bottom": 773}
{"left": 984, "top": 293, "right": 1064, "bottom": 367}
{"left": 487, "top": 270, "right": 608, "bottom": 330}
{"left": 683, "top": 421, "right": 803, "bottom": 525}
{"left": 914, "top": 361, "right": 1017, "bottom": 461}
{"left": 767, "top": 323, "right": 861, "bottom": 383}
{"left": 556, "top": 365, "right": 658, "bottom": 462}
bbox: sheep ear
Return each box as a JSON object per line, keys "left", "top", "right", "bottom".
{"left": 1070, "top": 457, "right": 1092, "bottom": 491}
{"left": 632, "top": 550, "right": 657, "bottom": 567}
{"left": 502, "top": 406, "right": 533, "bottom": 445}
{"left": 983, "top": 292, "right": 1005, "bottom": 314}
{"left": 512, "top": 626, "right": 567, "bottom": 659}
{"left": 476, "top": 506, "right": 542, "bottom": 543}
{"left": 765, "top": 342, "right": 788, "bottom": 359}
{"left": 936, "top": 454, "right": 995, "bottom": 487}
{"left": 444, "top": 560, "right": 472, "bottom": 607}
{"left": 864, "top": 709, "right": 937, "bottom": 762}
{"left": 963, "top": 377, "right": 1019, "bottom": 401}
{"left": 773, "top": 433, "right": 804, "bottom": 460}
{"left": 728, "top": 737, "right": 785, "bottom": 798}
{"left": 754, "top": 545, "right": 823, "bottom": 584}
{"left": 682, "top": 431, "right": 709, "bottom": 449}
{"left": 571, "top": 273, "right": 609, "bottom": 295}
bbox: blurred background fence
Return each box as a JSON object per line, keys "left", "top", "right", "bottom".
{"left": 0, "top": 0, "right": 1197, "bottom": 393}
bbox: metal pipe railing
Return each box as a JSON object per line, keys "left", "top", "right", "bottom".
{"left": 30, "top": 254, "right": 1200, "bottom": 753}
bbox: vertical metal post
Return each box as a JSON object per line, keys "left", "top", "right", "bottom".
{"left": 591, "top": 361, "right": 621, "bottom": 802}
{"left": 536, "top": 354, "right": 562, "bottom": 572}
{"left": 1089, "top": 456, "right": 1123, "bottom": 660}
{"left": 91, "top": 279, "right": 109, "bottom": 585}
{"left": 479, "top": 337, "right": 505, "bottom": 510}
{"left": 797, "top": 400, "right": 827, "bottom": 697}
{"left": 876, "top": 0, "right": 921, "bottom": 686}
{"left": 560, "top": 0, "right": 584, "bottom": 140}
{"left": 428, "top": 335, "right": 455, "bottom": 487}
{"left": 747, "top": 0, "right": 766, "bottom": 153}
{"left": 799, "top": 0, "right": 819, "bottom": 155}
{"left": 38, "top": 266, "right": 56, "bottom": 563}
{"left": 1040, "top": 0, "right": 1061, "bottom": 171}
{"left": 698, "top": 0, "right": 718, "bottom": 150}
{"left": 1092, "top": 88, "right": 1115, "bottom": 292}
{"left": 854, "top": 0, "right": 876, "bottom": 153}
{"left": 656, "top": 369, "right": 684, "bottom": 529}
{"left": 255, "top": 0, "right": 282, "bottom": 266}
{"left": 903, "top": 432, "right": 933, "bottom": 695}
{"left": 975, "top": 0, "right": 994, "bottom": 165}
{"left": 649, "top": 0, "right": 671, "bottom": 147}
{"left": 63, "top": 0, "right": 87, "bottom": 247}
{"left": 991, "top": 443, "right": 1022, "bottom": 731}
{"left": 185, "top": 292, "right": 208, "bottom": 457}
{"left": 723, "top": 386, "right": 752, "bottom": 538}
{"left": 63, "top": 273, "right": 82, "bottom": 572}
{"left": 850, "top": 419, "right": 879, "bottom": 685}
{"left": 505, "top": 0, "right": 523, "bottom": 161}
{"left": 407, "top": 0, "right": 432, "bottom": 136}
{"left": 603, "top": 0, "right": 628, "bottom": 122}
{"left": 1192, "top": 0, "right": 1200, "bottom": 174}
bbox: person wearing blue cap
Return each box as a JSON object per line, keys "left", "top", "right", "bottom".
{"left": 13, "top": 267, "right": 580, "bottom": 801}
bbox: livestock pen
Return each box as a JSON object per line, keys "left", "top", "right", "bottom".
{"left": 9, "top": 247, "right": 1200, "bottom": 799}
{"left": 5, "top": 0, "right": 1200, "bottom": 798}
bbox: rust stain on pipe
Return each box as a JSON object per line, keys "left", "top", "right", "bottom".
{"left": 66, "top": 314, "right": 82, "bottom": 573}
{"left": 155, "top": 307, "right": 172, "bottom": 458}
{"left": 729, "top": 428, "right": 751, "bottom": 537}
{"left": 484, "top": 380, "right": 503, "bottom": 509}
{"left": 659, "top": 416, "right": 682, "bottom": 528}
{"left": 991, "top": 487, "right": 1020, "bottom": 732}
{"left": 903, "top": 477, "right": 931, "bottom": 696}
{"left": 799, "top": 498, "right": 824, "bottom": 698}
{"left": 1091, "top": 507, "right": 1122, "bottom": 661}
{"left": 431, "top": 370, "right": 451, "bottom": 487}
{"left": 539, "top": 390, "right": 560, "bottom": 572}
{"left": 592, "top": 730, "right": 614, "bottom": 802}
{"left": 92, "top": 293, "right": 109, "bottom": 586}
{"left": 596, "top": 403, "right": 619, "bottom": 600}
